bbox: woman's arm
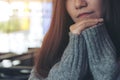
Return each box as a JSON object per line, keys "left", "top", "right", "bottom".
{"left": 82, "top": 23, "right": 118, "bottom": 80}
{"left": 29, "top": 32, "right": 88, "bottom": 80}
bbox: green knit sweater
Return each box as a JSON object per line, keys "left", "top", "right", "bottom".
{"left": 28, "top": 23, "right": 118, "bottom": 80}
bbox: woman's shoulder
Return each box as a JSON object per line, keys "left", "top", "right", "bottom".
{"left": 28, "top": 62, "right": 60, "bottom": 80}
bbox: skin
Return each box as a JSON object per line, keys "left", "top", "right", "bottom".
{"left": 66, "top": 0, "right": 104, "bottom": 34}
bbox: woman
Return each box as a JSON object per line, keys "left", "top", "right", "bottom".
{"left": 29, "top": 0, "right": 120, "bottom": 80}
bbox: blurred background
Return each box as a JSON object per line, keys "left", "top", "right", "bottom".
{"left": 0, "top": 0, "right": 52, "bottom": 80}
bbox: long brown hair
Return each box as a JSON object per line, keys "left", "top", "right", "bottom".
{"left": 35, "top": 0, "right": 73, "bottom": 78}
{"left": 35, "top": 0, "right": 120, "bottom": 78}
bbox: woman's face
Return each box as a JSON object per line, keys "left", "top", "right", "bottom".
{"left": 66, "top": 0, "right": 103, "bottom": 23}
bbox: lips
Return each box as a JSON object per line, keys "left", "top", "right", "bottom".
{"left": 77, "top": 11, "right": 94, "bottom": 18}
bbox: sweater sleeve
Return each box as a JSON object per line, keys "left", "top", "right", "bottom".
{"left": 28, "top": 32, "right": 88, "bottom": 80}
{"left": 82, "top": 23, "right": 118, "bottom": 80}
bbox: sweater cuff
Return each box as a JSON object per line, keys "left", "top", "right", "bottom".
{"left": 69, "top": 32, "right": 80, "bottom": 40}
{"left": 82, "top": 23, "right": 117, "bottom": 59}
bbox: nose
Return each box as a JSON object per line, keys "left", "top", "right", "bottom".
{"left": 75, "top": 0, "right": 87, "bottom": 9}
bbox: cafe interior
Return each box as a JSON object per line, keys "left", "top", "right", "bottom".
{"left": 0, "top": 0, "right": 52, "bottom": 80}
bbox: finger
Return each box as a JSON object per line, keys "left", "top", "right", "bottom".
{"left": 70, "top": 18, "right": 103, "bottom": 34}
{"left": 77, "top": 18, "right": 103, "bottom": 29}
{"left": 76, "top": 18, "right": 103, "bottom": 27}
{"left": 70, "top": 21, "right": 98, "bottom": 35}
{"left": 80, "top": 20, "right": 101, "bottom": 32}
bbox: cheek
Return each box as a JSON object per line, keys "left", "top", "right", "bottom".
{"left": 95, "top": 6, "right": 103, "bottom": 18}
{"left": 66, "top": 0, "right": 75, "bottom": 17}
{"left": 90, "top": 1, "right": 103, "bottom": 18}
{"left": 66, "top": 1, "right": 76, "bottom": 20}
{"left": 96, "top": 1, "right": 103, "bottom": 16}
{"left": 66, "top": 1, "right": 71, "bottom": 15}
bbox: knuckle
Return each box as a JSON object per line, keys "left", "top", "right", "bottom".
{"left": 69, "top": 25, "right": 73, "bottom": 30}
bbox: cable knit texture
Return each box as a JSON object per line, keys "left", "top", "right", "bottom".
{"left": 82, "top": 23, "right": 118, "bottom": 80}
{"left": 28, "top": 23, "right": 118, "bottom": 80}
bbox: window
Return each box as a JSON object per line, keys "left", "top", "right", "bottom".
{"left": 0, "top": 0, "right": 52, "bottom": 54}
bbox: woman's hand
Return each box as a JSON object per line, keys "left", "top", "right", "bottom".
{"left": 69, "top": 18, "right": 103, "bottom": 35}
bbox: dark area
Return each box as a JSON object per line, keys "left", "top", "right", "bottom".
{"left": 0, "top": 48, "right": 37, "bottom": 80}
